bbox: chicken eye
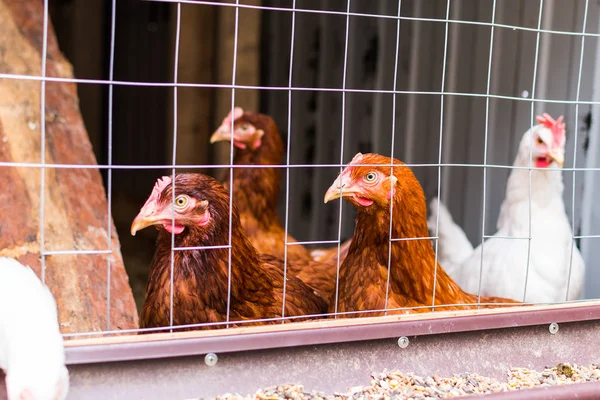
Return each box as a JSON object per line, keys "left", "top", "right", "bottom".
{"left": 364, "top": 172, "right": 378, "bottom": 183}
{"left": 175, "top": 195, "right": 188, "bottom": 208}
{"left": 240, "top": 123, "right": 249, "bottom": 131}
{"left": 536, "top": 136, "right": 544, "bottom": 144}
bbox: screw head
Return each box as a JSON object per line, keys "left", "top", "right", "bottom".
{"left": 549, "top": 322, "right": 559, "bottom": 335}
{"left": 397, "top": 336, "right": 409, "bottom": 348}
{"left": 204, "top": 353, "right": 218, "bottom": 366}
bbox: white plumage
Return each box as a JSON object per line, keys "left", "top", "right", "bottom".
{"left": 0, "top": 257, "right": 69, "bottom": 400}
{"left": 428, "top": 114, "right": 585, "bottom": 303}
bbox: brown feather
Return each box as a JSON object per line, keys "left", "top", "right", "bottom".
{"left": 222, "top": 112, "right": 312, "bottom": 262}
{"left": 331, "top": 154, "right": 521, "bottom": 317}
{"left": 215, "top": 111, "right": 345, "bottom": 300}
{"left": 138, "top": 174, "right": 328, "bottom": 332}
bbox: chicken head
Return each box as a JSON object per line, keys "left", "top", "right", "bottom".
{"left": 324, "top": 153, "right": 400, "bottom": 212}
{"left": 130, "top": 175, "right": 222, "bottom": 236}
{"left": 522, "top": 113, "right": 566, "bottom": 168}
{"left": 210, "top": 106, "right": 265, "bottom": 151}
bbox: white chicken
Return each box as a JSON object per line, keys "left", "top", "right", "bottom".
{"left": 0, "top": 257, "right": 69, "bottom": 400}
{"left": 428, "top": 113, "right": 585, "bottom": 303}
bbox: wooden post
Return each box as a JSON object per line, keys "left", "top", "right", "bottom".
{"left": 214, "top": 0, "right": 263, "bottom": 169}
{"left": 166, "top": 1, "right": 263, "bottom": 175}
{"left": 0, "top": 0, "right": 138, "bottom": 335}
{"left": 167, "top": 3, "right": 217, "bottom": 168}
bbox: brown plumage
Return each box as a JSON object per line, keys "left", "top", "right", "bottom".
{"left": 210, "top": 107, "right": 348, "bottom": 299}
{"left": 210, "top": 108, "right": 309, "bottom": 262}
{"left": 309, "top": 239, "right": 351, "bottom": 265}
{"left": 130, "top": 173, "right": 328, "bottom": 332}
{"left": 323, "top": 153, "right": 521, "bottom": 317}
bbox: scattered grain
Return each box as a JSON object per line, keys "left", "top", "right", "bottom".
{"left": 211, "top": 362, "right": 596, "bottom": 400}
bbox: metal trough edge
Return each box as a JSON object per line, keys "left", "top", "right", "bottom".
{"left": 65, "top": 303, "right": 600, "bottom": 365}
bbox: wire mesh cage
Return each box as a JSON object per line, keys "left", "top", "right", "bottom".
{"left": 3, "top": 0, "right": 600, "bottom": 397}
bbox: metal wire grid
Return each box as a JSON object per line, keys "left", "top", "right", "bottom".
{"left": 13, "top": 0, "right": 594, "bottom": 338}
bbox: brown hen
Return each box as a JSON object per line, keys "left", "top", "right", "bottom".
{"left": 130, "top": 173, "right": 328, "bottom": 332}
{"left": 324, "top": 153, "right": 521, "bottom": 317}
{"left": 210, "top": 107, "right": 309, "bottom": 261}
{"left": 210, "top": 107, "right": 348, "bottom": 298}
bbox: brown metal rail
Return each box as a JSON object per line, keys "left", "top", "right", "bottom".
{"left": 38, "top": 301, "right": 598, "bottom": 399}
{"left": 65, "top": 301, "right": 600, "bottom": 364}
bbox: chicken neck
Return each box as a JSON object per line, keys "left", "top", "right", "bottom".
{"left": 496, "top": 150, "right": 565, "bottom": 234}
{"left": 349, "top": 182, "right": 471, "bottom": 307}
{"left": 505, "top": 150, "right": 564, "bottom": 205}
{"left": 148, "top": 219, "right": 265, "bottom": 316}
{"left": 224, "top": 139, "right": 283, "bottom": 229}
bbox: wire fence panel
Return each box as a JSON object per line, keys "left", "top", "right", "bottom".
{"left": 3, "top": 0, "right": 600, "bottom": 338}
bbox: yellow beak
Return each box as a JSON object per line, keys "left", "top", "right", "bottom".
{"left": 209, "top": 129, "right": 232, "bottom": 144}
{"left": 324, "top": 187, "right": 342, "bottom": 203}
{"left": 324, "top": 175, "right": 359, "bottom": 203}
{"left": 130, "top": 216, "right": 157, "bottom": 236}
{"left": 548, "top": 149, "right": 564, "bottom": 168}
{"left": 130, "top": 209, "right": 172, "bottom": 236}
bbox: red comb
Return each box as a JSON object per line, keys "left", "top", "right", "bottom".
{"left": 218, "top": 107, "right": 244, "bottom": 132}
{"left": 349, "top": 152, "right": 364, "bottom": 165}
{"left": 536, "top": 113, "right": 565, "bottom": 144}
{"left": 154, "top": 176, "right": 171, "bottom": 195}
{"left": 142, "top": 176, "right": 172, "bottom": 209}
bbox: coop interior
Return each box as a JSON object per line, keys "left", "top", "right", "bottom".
{"left": 2, "top": 0, "right": 600, "bottom": 399}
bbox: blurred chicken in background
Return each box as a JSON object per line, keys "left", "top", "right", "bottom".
{"left": 210, "top": 107, "right": 349, "bottom": 298}
{"left": 428, "top": 113, "right": 584, "bottom": 303}
{"left": 210, "top": 107, "right": 312, "bottom": 262}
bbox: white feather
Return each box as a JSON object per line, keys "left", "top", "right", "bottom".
{"left": 310, "top": 240, "right": 351, "bottom": 263}
{"left": 0, "top": 257, "right": 69, "bottom": 400}
{"left": 427, "top": 198, "right": 474, "bottom": 277}
{"left": 429, "top": 124, "right": 585, "bottom": 303}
